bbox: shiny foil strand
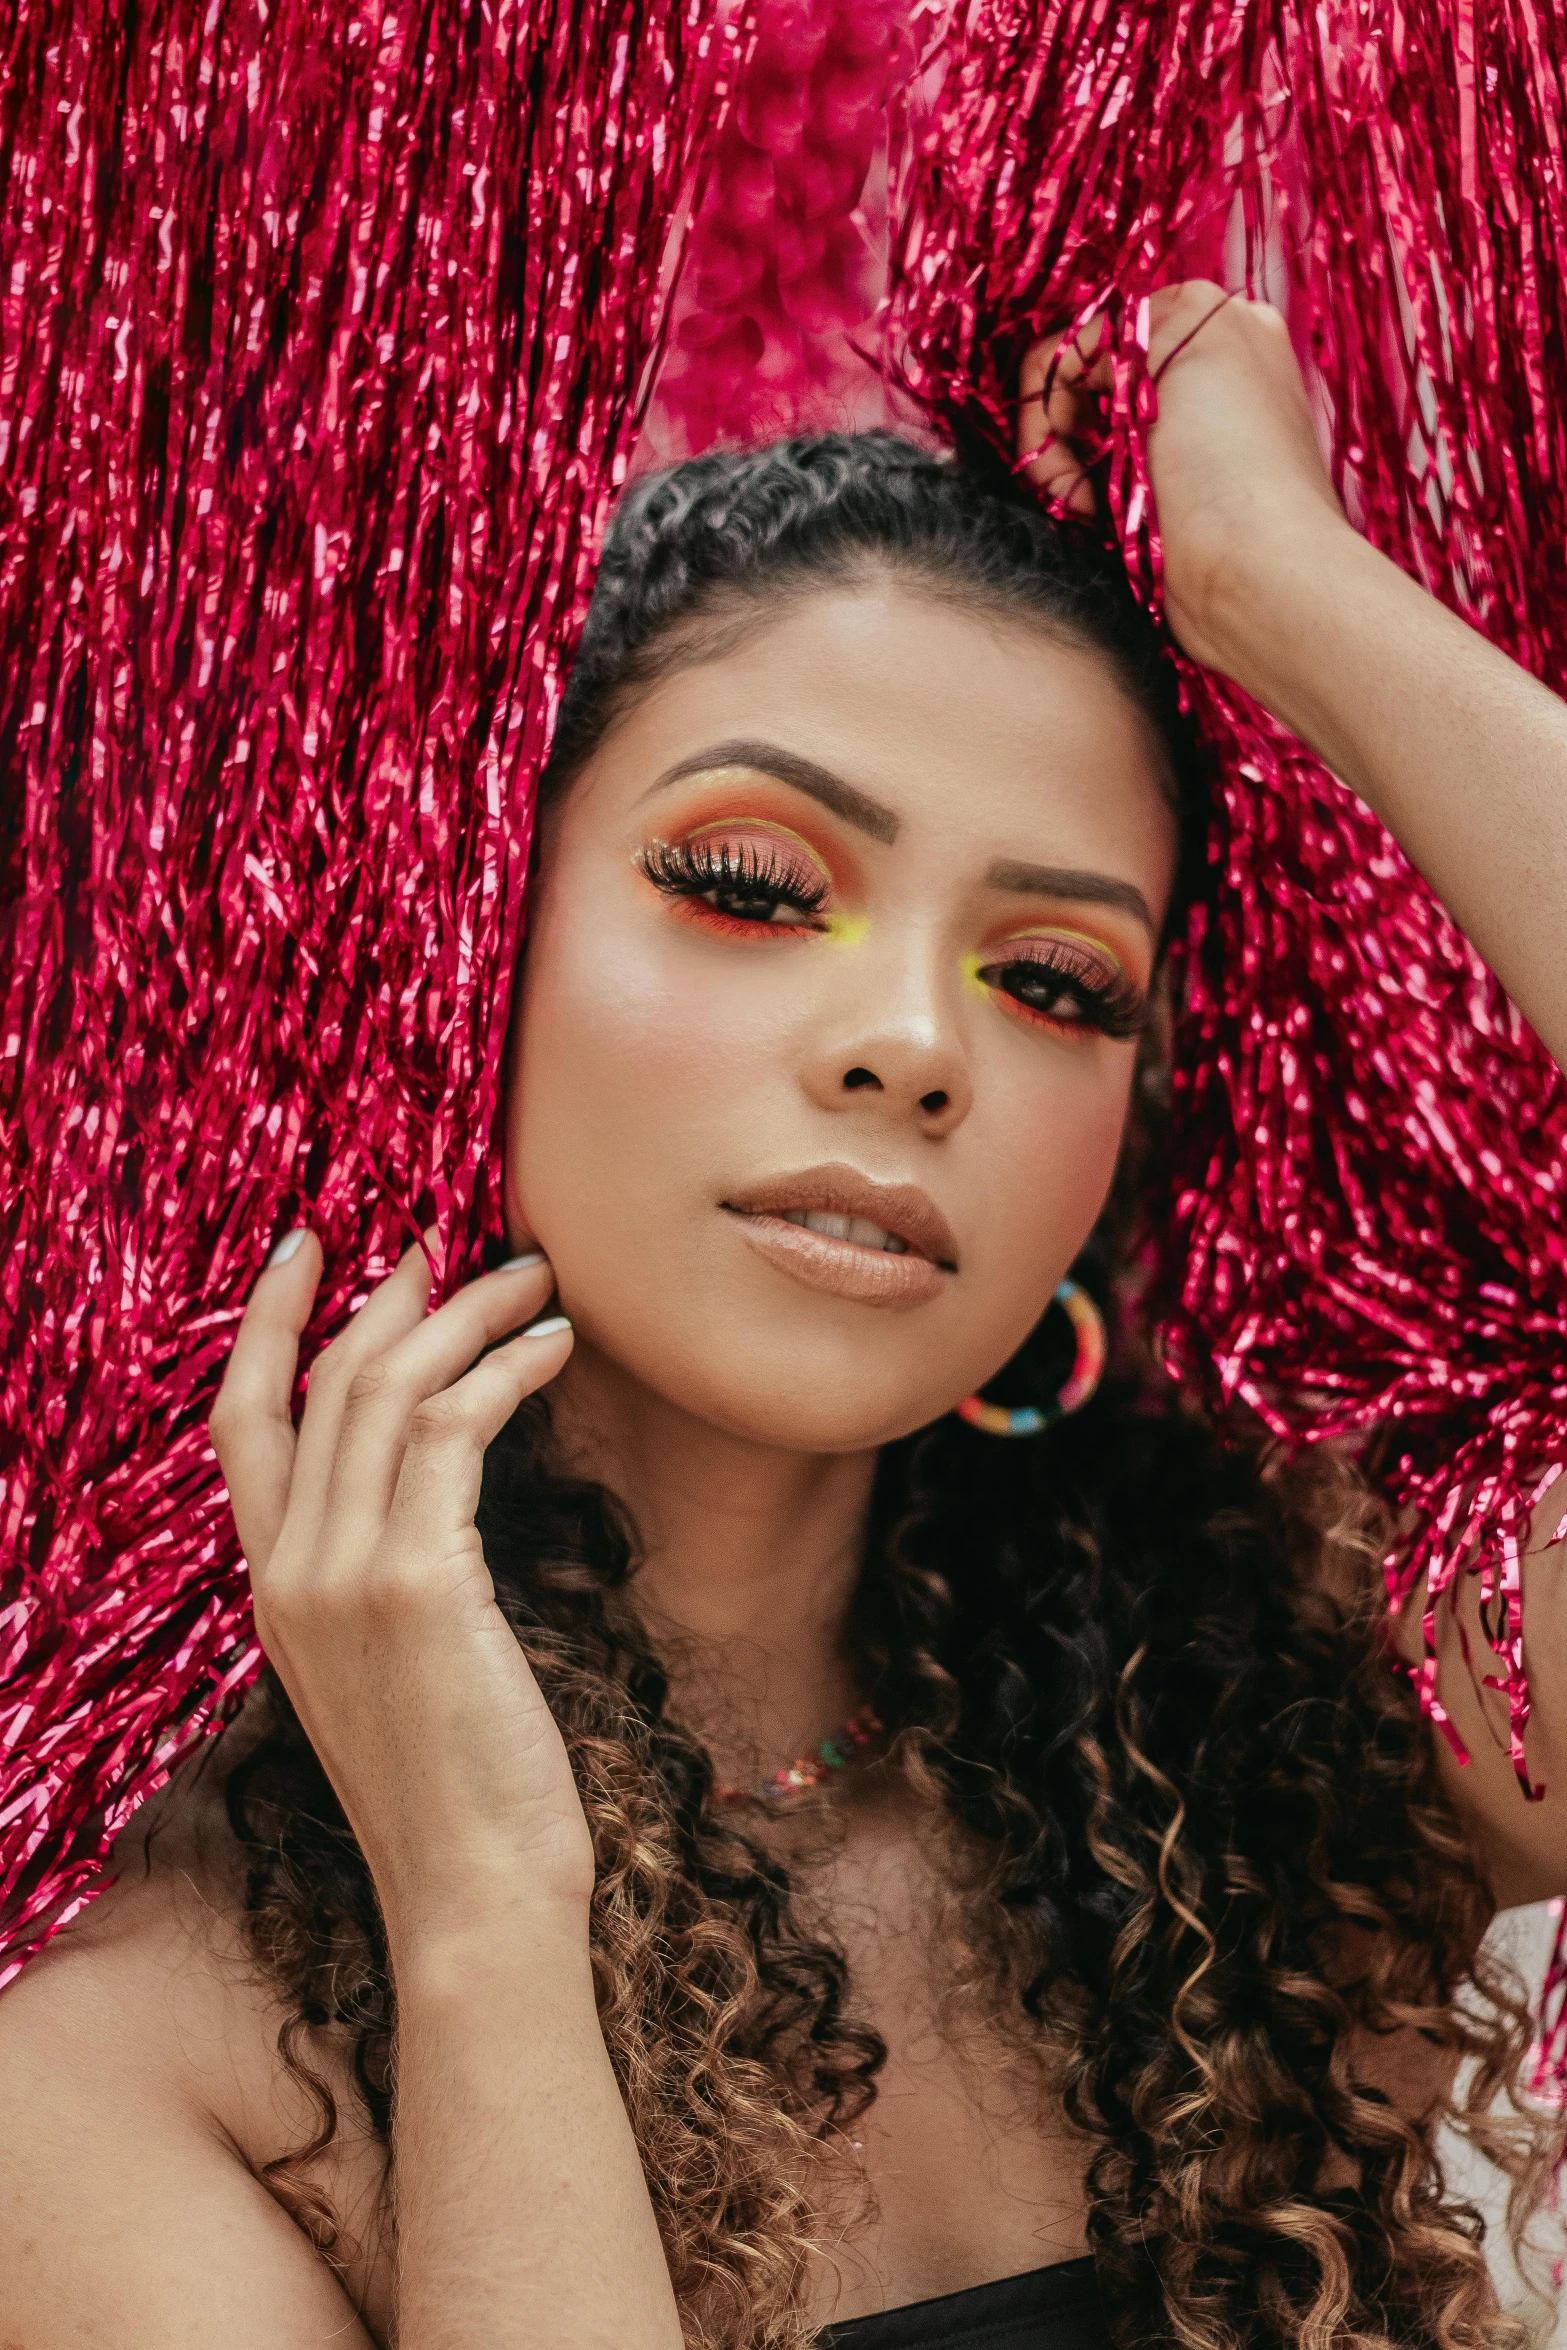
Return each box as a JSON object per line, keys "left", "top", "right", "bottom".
{"left": 0, "top": 0, "right": 753, "bottom": 1984}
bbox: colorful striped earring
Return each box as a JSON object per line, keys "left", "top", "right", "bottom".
{"left": 956, "top": 1278, "right": 1107, "bottom": 1438}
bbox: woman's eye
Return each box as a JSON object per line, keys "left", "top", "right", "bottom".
{"left": 703, "top": 879, "right": 812, "bottom": 925}
{"left": 638, "top": 836, "right": 830, "bottom": 931}
{"left": 979, "top": 948, "right": 1146, "bottom": 1041}
{"left": 999, "top": 963, "right": 1089, "bottom": 1019}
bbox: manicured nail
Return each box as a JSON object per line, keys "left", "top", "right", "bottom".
{"left": 500, "top": 1250, "right": 546, "bottom": 1271}
{"left": 523, "top": 1315, "right": 571, "bottom": 1338}
{"left": 267, "top": 1228, "right": 308, "bottom": 1269}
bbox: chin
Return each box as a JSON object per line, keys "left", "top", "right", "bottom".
{"left": 588, "top": 1313, "right": 972, "bottom": 1454}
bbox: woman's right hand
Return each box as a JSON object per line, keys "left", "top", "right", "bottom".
{"left": 208, "top": 1230, "right": 589, "bottom": 1949}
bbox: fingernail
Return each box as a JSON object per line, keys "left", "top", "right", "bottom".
{"left": 267, "top": 1229, "right": 308, "bottom": 1269}
{"left": 523, "top": 1315, "right": 571, "bottom": 1338}
{"left": 500, "top": 1250, "right": 546, "bottom": 1271}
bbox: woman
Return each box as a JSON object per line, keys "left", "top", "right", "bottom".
{"left": 1, "top": 284, "right": 1564, "bottom": 2349}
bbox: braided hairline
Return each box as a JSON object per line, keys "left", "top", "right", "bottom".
{"left": 543, "top": 432, "right": 1192, "bottom": 835}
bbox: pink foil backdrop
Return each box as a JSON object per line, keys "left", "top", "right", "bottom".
{"left": 0, "top": 0, "right": 753, "bottom": 1981}
{"left": 3, "top": 0, "right": 1566, "bottom": 2083}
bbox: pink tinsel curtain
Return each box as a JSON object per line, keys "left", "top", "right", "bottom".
{"left": 4, "top": 0, "right": 1567, "bottom": 2072}
{"left": 0, "top": 0, "right": 751, "bottom": 1980}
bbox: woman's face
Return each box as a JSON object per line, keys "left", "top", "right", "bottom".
{"left": 505, "top": 576, "right": 1179, "bottom": 1453}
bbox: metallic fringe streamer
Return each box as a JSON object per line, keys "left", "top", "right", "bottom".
{"left": 0, "top": 0, "right": 749, "bottom": 1983}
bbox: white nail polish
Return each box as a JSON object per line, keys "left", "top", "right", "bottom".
{"left": 523, "top": 1314, "right": 571, "bottom": 1338}
{"left": 501, "top": 1250, "right": 546, "bottom": 1270}
{"left": 267, "top": 1228, "right": 307, "bottom": 1269}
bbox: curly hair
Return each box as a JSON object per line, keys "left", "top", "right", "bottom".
{"left": 224, "top": 434, "right": 1563, "bottom": 2350}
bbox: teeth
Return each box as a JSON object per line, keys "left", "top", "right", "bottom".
{"left": 782, "top": 1209, "right": 910, "bottom": 1254}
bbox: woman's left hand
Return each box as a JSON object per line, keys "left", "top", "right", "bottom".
{"left": 1018, "top": 282, "right": 1353, "bottom": 673}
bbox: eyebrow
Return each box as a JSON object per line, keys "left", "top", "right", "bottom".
{"left": 641, "top": 738, "right": 901, "bottom": 845}
{"left": 985, "top": 859, "right": 1156, "bottom": 937}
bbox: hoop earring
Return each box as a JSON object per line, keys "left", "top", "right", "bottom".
{"left": 956, "top": 1279, "right": 1106, "bottom": 1438}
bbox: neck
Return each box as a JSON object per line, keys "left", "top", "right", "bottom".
{"left": 547, "top": 1337, "right": 878, "bottom": 1789}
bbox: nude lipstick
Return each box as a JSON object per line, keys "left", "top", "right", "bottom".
{"left": 720, "top": 1165, "right": 959, "bottom": 1307}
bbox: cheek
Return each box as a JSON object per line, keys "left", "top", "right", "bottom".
{"left": 952, "top": 1043, "right": 1132, "bottom": 1361}
{"left": 1016, "top": 1056, "right": 1129, "bottom": 1214}
{"left": 506, "top": 887, "right": 793, "bottom": 1255}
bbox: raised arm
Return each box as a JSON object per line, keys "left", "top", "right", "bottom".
{"left": 1021, "top": 284, "right": 1567, "bottom": 1902}
{"left": 1024, "top": 283, "right": 1567, "bottom": 1071}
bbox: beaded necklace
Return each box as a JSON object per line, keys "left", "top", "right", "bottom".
{"left": 713, "top": 1700, "right": 884, "bottom": 1804}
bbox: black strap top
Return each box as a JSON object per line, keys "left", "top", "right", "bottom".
{"left": 817, "top": 2256, "right": 1108, "bottom": 2350}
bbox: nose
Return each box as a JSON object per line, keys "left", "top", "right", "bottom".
{"left": 798, "top": 942, "right": 973, "bottom": 1138}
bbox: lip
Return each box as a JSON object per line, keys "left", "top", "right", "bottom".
{"left": 720, "top": 1164, "right": 959, "bottom": 1309}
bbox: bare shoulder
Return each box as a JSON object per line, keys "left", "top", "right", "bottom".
{"left": 0, "top": 1727, "right": 392, "bottom": 2345}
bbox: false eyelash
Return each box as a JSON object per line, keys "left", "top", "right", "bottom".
{"left": 981, "top": 950, "right": 1147, "bottom": 1040}
{"left": 638, "top": 836, "right": 831, "bottom": 921}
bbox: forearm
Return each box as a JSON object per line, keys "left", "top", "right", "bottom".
{"left": 1203, "top": 518, "right": 1567, "bottom": 1071}
{"left": 389, "top": 1899, "right": 682, "bottom": 2350}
